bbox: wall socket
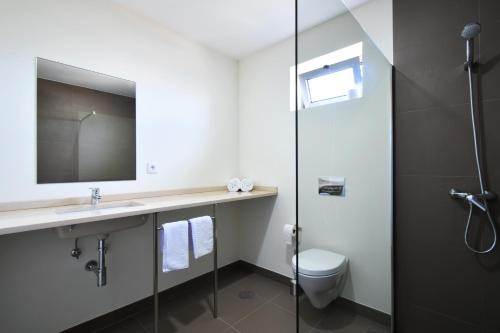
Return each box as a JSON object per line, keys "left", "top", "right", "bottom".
{"left": 146, "top": 163, "right": 158, "bottom": 174}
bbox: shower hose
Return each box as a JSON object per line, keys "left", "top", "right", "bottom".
{"left": 464, "top": 65, "right": 497, "bottom": 254}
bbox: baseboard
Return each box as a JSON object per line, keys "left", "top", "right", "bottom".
{"left": 237, "top": 260, "right": 291, "bottom": 285}
{"left": 334, "top": 297, "right": 391, "bottom": 327}
{"left": 63, "top": 260, "right": 390, "bottom": 332}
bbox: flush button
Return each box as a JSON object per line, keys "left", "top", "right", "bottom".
{"left": 319, "top": 177, "right": 345, "bottom": 196}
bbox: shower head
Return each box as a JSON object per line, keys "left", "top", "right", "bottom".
{"left": 461, "top": 22, "right": 481, "bottom": 40}
{"left": 80, "top": 110, "right": 96, "bottom": 122}
{"left": 461, "top": 23, "right": 481, "bottom": 69}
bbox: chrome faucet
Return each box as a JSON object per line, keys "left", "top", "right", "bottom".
{"left": 89, "top": 188, "right": 102, "bottom": 207}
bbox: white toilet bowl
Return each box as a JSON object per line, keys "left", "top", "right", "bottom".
{"left": 292, "top": 248, "right": 348, "bottom": 309}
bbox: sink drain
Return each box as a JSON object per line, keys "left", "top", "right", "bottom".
{"left": 238, "top": 290, "right": 256, "bottom": 299}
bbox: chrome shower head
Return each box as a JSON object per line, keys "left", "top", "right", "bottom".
{"left": 80, "top": 110, "right": 96, "bottom": 122}
{"left": 461, "top": 23, "right": 481, "bottom": 69}
{"left": 461, "top": 22, "right": 481, "bottom": 40}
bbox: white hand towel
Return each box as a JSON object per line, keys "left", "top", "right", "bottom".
{"left": 227, "top": 178, "right": 241, "bottom": 192}
{"left": 162, "top": 220, "right": 189, "bottom": 272}
{"left": 240, "top": 178, "right": 254, "bottom": 192}
{"left": 189, "top": 216, "right": 214, "bottom": 259}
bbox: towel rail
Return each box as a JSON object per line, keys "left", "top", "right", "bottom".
{"left": 152, "top": 205, "right": 218, "bottom": 333}
{"left": 155, "top": 216, "right": 215, "bottom": 230}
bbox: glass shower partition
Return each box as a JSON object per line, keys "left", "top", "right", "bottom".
{"left": 295, "top": 1, "right": 393, "bottom": 331}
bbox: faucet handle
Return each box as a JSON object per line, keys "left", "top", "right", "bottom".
{"left": 89, "top": 187, "right": 102, "bottom": 198}
{"left": 449, "top": 188, "right": 468, "bottom": 199}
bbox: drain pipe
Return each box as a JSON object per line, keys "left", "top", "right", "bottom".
{"left": 96, "top": 237, "right": 107, "bottom": 287}
{"left": 85, "top": 235, "right": 108, "bottom": 287}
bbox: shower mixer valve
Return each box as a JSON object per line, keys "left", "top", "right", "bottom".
{"left": 449, "top": 188, "right": 496, "bottom": 212}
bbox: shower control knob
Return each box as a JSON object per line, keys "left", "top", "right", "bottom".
{"left": 85, "top": 260, "right": 98, "bottom": 272}
{"left": 71, "top": 248, "right": 82, "bottom": 259}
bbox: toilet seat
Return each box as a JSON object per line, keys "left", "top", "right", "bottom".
{"left": 292, "top": 248, "right": 347, "bottom": 276}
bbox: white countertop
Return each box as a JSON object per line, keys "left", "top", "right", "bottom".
{"left": 0, "top": 187, "right": 277, "bottom": 236}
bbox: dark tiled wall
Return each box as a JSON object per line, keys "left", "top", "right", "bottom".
{"left": 394, "top": 0, "right": 500, "bottom": 332}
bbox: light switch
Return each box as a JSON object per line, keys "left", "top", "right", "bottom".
{"left": 147, "top": 163, "right": 158, "bottom": 174}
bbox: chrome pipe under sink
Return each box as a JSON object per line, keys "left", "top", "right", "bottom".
{"left": 85, "top": 237, "right": 107, "bottom": 287}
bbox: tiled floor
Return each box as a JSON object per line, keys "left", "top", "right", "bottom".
{"left": 95, "top": 268, "right": 390, "bottom": 333}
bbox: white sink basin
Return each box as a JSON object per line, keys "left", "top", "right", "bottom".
{"left": 54, "top": 202, "right": 147, "bottom": 239}
{"left": 56, "top": 201, "right": 143, "bottom": 214}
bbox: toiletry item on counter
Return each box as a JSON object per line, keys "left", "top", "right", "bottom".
{"left": 240, "top": 178, "right": 254, "bottom": 192}
{"left": 189, "top": 216, "right": 214, "bottom": 259}
{"left": 161, "top": 220, "right": 189, "bottom": 272}
{"left": 227, "top": 178, "right": 241, "bottom": 192}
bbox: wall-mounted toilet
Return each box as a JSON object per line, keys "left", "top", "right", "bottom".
{"left": 292, "top": 248, "right": 348, "bottom": 309}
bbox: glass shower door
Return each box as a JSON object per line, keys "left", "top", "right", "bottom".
{"left": 295, "top": 1, "right": 393, "bottom": 331}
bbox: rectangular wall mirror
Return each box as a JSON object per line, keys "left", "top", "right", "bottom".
{"left": 36, "top": 58, "right": 136, "bottom": 184}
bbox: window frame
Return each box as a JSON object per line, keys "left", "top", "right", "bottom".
{"left": 299, "top": 56, "right": 363, "bottom": 109}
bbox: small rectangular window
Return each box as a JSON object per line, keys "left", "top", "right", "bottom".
{"left": 307, "top": 67, "right": 356, "bottom": 102}
{"left": 291, "top": 42, "right": 363, "bottom": 111}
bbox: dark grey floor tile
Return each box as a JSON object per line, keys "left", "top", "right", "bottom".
{"left": 135, "top": 309, "right": 177, "bottom": 333}
{"left": 234, "top": 302, "right": 296, "bottom": 333}
{"left": 271, "top": 290, "right": 296, "bottom": 314}
{"left": 222, "top": 328, "right": 239, "bottom": 333}
{"left": 312, "top": 305, "right": 390, "bottom": 333}
{"left": 135, "top": 300, "right": 229, "bottom": 333}
{"left": 176, "top": 315, "right": 230, "bottom": 333}
{"left": 94, "top": 317, "right": 148, "bottom": 333}
{"left": 218, "top": 267, "right": 253, "bottom": 288}
{"left": 216, "top": 287, "right": 267, "bottom": 325}
{"left": 94, "top": 269, "right": 392, "bottom": 333}
{"left": 298, "top": 297, "right": 331, "bottom": 333}
{"left": 135, "top": 292, "right": 215, "bottom": 333}
{"left": 232, "top": 273, "right": 289, "bottom": 300}
{"left": 313, "top": 308, "right": 361, "bottom": 332}
{"left": 313, "top": 307, "right": 389, "bottom": 333}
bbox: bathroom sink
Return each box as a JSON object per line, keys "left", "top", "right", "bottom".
{"left": 56, "top": 201, "right": 143, "bottom": 214}
{"left": 54, "top": 202, "right": 148, "bottom": 239}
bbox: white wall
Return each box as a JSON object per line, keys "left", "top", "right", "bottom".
{"left": 345, "top": 0, "right": 394, "bottom": 64}
{"left": 0, "top": 1, "right": 240, "bottom": 332}
{"left": 238, "top": 12, "right": 392, "bottom": 314}
{"left": 0, "top": 0, "right": 239, "bottom": 202}
{"left": 238, "top": 41, "right": 296, "bottom": 276}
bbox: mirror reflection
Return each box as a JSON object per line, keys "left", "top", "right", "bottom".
{"left": 36, "top": 58, "right": 136, "bottom": 184}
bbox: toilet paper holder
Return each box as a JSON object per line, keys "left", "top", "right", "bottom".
{"left": 283, "top": 224, "right": 301, "bottom": 243}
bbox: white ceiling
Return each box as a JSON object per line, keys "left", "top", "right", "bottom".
{"left": 37, "top": 58, "right": 136, "bottom": 97}
{"left": 111, "top": 0, "right": 370, "bottom": 59}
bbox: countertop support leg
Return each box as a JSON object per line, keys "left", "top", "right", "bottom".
{"left": 213, "top": 204, "right": 218, "bottom": 318}
{"left": 153, "top": 212, "right": 159, "bottom": 333}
